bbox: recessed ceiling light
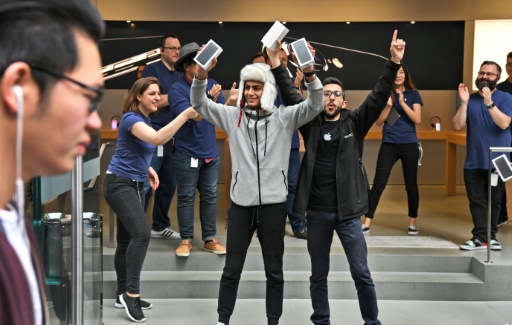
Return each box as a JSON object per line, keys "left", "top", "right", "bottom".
{"left": 411, "top": 21, "right": 416, "bottom": 24}
{"left": 218, "top": 21, "right": 223, "bottom": 24}
{"left": 282, "top": 21, "right": 287, "bottom": 25}
{"left": 126, "top": 20, "right": 131, "bottom": 23}
{"left": 346, "top": 22, "right": 351, "bottom": 25}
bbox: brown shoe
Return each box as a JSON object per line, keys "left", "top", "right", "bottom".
{"left": 176, "top": 240, "right": 192, "bottom": 257}
{"left": 203, "top": 238, "right": 226, "bottom": 255}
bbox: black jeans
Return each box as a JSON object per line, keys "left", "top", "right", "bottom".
{"left": 367, "top": 142, "right": 419, "bottom": 218}
{"left": 103, "top": 173, "right": 150, "bottom": 294}
{"left": 464, "top": 169, "right": 504, "bottom": 242}
{"left": 218, "top": 202, "right": 287, "bottom": 325}
{"left": 307, "top": 210, "right": 380, "bottom": 325}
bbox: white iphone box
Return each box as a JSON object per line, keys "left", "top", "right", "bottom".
{"left": 290, "top": 38, "right": 315, "bottom": 70}
{"left": 194, "top": 39, "right": 223, "bottom": 71}
{"left": 492, "top": 154, "right": 512, "bottom": 182}
{"left": 261, "top": 21, "right": 289, "bottom": 51}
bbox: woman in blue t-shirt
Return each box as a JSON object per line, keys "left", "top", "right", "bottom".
{"left": 103, "top": 77, "right": 197, "bottom": 322}
{"left": 362, "top": 64, "right": 423, "bottom": 235}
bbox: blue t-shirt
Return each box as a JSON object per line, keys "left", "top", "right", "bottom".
{"left": 107, "top": 112, "right": 156, "bottom": 182}
{"left": 141, "top": 60, "right": 184, "bottom": 131}
{"left": 465, "top": 90, "right": 512, "bottom": 169}
{"left": 169, "top": 77, "right": 225, "bottom": 158}
{"left": 382, "top": 89, "right": 423, "bottom": 143}
{"left": 497, "top": 79, "right": 512, "bottom": 95}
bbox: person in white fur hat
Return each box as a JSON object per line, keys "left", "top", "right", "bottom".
{"left": 190, "top": 42, "right": 322, "bottom": 325}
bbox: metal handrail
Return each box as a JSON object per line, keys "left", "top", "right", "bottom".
{"left": 71, "top": 156, "right": 84, "bottom": 324}
{"left": 486, "top": 147, "right": 512, "bottom": 263}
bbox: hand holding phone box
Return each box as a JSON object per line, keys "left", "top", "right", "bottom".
{"left": 290, "top": 38, "right": 315, "bottom": 70}
{"left": 194, "top": 39, "right": 223, "bottom": 71}
{"left": 492, "top": 154, "right": 512, "bottom": 182}
{"left": 261, "top": 21, "right": 289, "bottom": 51}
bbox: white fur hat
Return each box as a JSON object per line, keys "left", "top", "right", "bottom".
{"left": 237, "top": 63, "right": 277, "bottom": 112}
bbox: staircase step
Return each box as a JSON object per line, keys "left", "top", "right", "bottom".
{"left": 103, "top": 270, "right": 483, "bottom": 300}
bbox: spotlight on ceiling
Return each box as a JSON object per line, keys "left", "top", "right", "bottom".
{"left": 332, "top": 58, "right": 343, "bottom": 69}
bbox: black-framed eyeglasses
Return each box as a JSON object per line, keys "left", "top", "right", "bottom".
{"left": 30, "top": 65, "right": 103, "bottom": 112}
{"left": 323, "top": 90, "right": 344, "bottom": 98}
{"left": 162, "top": 46, "right": 181, "bottom": 52}
{"left": 477, "top": 71, "right": 500, "bottom": 78}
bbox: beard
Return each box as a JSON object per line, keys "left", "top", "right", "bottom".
{"left": 323, "top": 106, "right": 342, "bottom": 119}
{"left": 475, "top": 77, "right": 498, "bottom": 91}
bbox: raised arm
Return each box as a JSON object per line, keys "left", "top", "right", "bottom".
{"left": 131, "top": 107, "right": 198, "bottom": 145}
{"left": 453, "top": 83, "right": 469, "bottom": 130}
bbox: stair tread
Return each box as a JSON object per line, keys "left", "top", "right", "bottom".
{"left": 103, "top": 270, "right": 483, "bottom": 283}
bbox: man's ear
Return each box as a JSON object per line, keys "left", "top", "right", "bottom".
{"left": 1, "top": 62, "right": 32, "bottom": 116}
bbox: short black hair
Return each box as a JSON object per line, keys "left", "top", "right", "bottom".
{"left": 159, "top": 33, "right": 179, "bottom": 48}
{"left": 322, "top": 77, "right": 345, "bottom": 99}
{"left": 251, "top": 52, "right": 265, "bottom": 63}
{"left": 0, "top": 0, "right": 105, "bottom": 99}
{"left": 507, "top": 52, "right": 512, "bottom": 60}
{"left": 480, "top": 61, "right": 502, "bottom": 76}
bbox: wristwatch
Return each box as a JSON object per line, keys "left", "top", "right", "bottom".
{"left": 487, "top": 102, "right": 496, "bottom": 109}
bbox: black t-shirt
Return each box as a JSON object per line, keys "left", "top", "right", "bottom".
{"left": 497, "top": 79, "right": 512, "bottom": 95}
{"left": 308, "top": 120, "right": 339, "bottom": 211}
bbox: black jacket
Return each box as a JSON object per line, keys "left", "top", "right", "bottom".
{"left": 272, "top": 60, "right": 401, "bottom": 221}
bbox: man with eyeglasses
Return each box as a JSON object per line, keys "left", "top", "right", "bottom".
{"left": 497, "top": 52, "right": 512, "bottom": 228}
{"left": 0, "top": 0, "right": 104, "bottom": 324}
{"left": 273, "top": 30, "right": 405, "bottom": 325}
{"left": 141, "top": 34, "right": 184, "bottom": 240}
{"left": 454, "top": 61, "right": 512, "bottom": 251}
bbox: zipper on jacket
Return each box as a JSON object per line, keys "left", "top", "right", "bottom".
{"left": 281, "top": 169, "right": 288, "bottom": 190}
{"left": 255, "top": 112, "right": 262, "bottom": 205}
{"left": 232, "top": 170, "right": 239, "bottom": 195}
{"left": 355, "top": 158, "right": 364, "bottom": 203}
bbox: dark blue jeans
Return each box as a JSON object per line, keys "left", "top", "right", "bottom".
{"left": 464, "top": 169, "right": 504, "bottom": 242}
{"left": 104, "top": 174, "right": 150, "bottom": 295}
{"left": 143, "top": 147, "right": 177, "bottom": 231}
{"left": 307, "top": 210, "right": 380, "bottom": 325}
{"left": 367, "top": 142, "right": 419, "bottom": 218}
{"left": 172, "top": 150, "right": 218, "bottom": 241}
{"left": 287, "top": 149, "right": 307, "bottom": 234}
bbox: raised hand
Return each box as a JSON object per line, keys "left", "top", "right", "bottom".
{"left": 266, "top": 40, "right": 282, "bottom": 68}
{"left": 457, "top": 83, "right": 469, "bottom": 104}
{"left": 209, "top": 84, "right": 222, "bottom": 102}
{"left": 196, "top": 44, "right": 218, "bottom": 80}
{"left": 291, "top": 42, "right": 316, "bottom": 73}
{"left": 229, "top": 82, "right": 238, "bottom": 102}
{"left": 390, "top": 30, "right": 405, "bottom": 64}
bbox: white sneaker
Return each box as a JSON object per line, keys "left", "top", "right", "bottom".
{"left": 490, "top": 239, "right": 502, "bottom": 251}
{"left": 151, "top": 228, "right": 180, "bottom": 239}
{"left": 216, "top": 322, "right": 226, "bottom": 325}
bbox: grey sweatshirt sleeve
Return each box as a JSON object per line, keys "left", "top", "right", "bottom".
{"left": 278, "top": 76, "right": 323, "bottom": 131}
{"left": 190, "top": 77, "right": 237, "bottom": 133}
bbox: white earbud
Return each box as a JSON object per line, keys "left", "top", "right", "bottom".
{"left": 12, "top": 85, "right": 23, "bottom": 114}
{"left": 12, "top": 85, "right": 22, "bottom": 97}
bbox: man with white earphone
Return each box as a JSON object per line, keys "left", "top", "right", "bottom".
{"left": 0, "top": 1, "right": 105, "bottom": 324}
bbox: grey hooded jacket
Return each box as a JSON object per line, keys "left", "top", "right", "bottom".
{"left": 190, "top": 73, "right": 323, "bottom": 207}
